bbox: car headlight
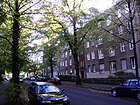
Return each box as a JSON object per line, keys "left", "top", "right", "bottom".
{"left": 37, "top": 96, "right": 42, "bottom": 101}
{"left": 63, "top": 96, "right": 69, "bottom": 101}
{"left": 41, "top": 101, "right": 52, "bottom": 103}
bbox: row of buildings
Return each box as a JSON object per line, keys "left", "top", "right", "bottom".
{"left": 45, "top": 0, "right": 140, "bottom": 79}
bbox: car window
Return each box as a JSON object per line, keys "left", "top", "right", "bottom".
{"left": 29, "top": 83, "right": 36, "bottom": 91}
{"left": 129, "top": 81, "right": 139, "bottom": 86}
{"left": 123, "top": 81, "right": 129, "bottom": 86}
{"left": 37, "top": 85, "right": 60, "bottom": 94}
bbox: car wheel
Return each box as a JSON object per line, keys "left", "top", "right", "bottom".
{"left": 112, "top": 90, "right": 117, "bottom": 97}
{"left": 137, "top": 92, "right": 140, "bottom": 100}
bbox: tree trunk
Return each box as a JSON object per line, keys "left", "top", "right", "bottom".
{"left": 50, "top": 54, "right": 54, "bottom": 78}
{"left": 12, "top": 0, "right": 20, "bottom": 83}
{"left": 73, "top": 52, "right": 81, "bottom": 85}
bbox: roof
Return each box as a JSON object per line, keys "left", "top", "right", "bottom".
{"left": 32, "top": 81, "right": 53, "bottom": 86}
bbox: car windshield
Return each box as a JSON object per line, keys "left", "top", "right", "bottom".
{"left": 37, "top": 85, "right": 60, "bottom": 94}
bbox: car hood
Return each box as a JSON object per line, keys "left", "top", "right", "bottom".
{"left": 38, "top": 93, "right": 66, "bottom": 101}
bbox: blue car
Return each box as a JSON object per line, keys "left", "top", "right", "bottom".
{"left": 111, "top": 79, "right": 140, "bottom": 100}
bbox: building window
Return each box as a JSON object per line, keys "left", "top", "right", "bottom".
{"left": 87, "top": 53, "right": 90, "bottom": 60}
{"left": 65, "top": 51, "right": 68, "bottom": 58}
{"left": 129, "top": 39, "right": 134, "bottom": 50}
{"left": 120, "top": 43, "right": 126, "bottom": 52}
{"left": 91, "top": 40, "right": 94, "bottom": 46}
{"left": 124, "top": 4, "right": 129, "bottom": 13}
{"left": 98, "top": 50, "right": 104, "bottom": 59}
{"left": 118, "top": 25, "right": 123, "bottom": 35}
{"left": 109, "top": 61, "right": 116, "bottom": 72}
{"left": 98, "top": 21, "right": 101, "bottom": 27}
{"left": 86, "top": 41, "right": 90, "bottom": 48}
{"left": 69, "top": 50, "right": 72, "bottom": 56}
{"left": 91, "top": 51, "right": 95, "bottom": 59}
{"left": 98, "top": 35, "right": 103, "bottom": 45}
{"left": 91, "top": 65, "right": 96, "bottom": 73}
{"left": 109, "top": 31, "right": 114, "bottom": 41}
{"left": 87, "top": 65, "right": 91, "bottom": 73}
{"left": 106, "top": 15, "right": 112, "bottom": 26}
{"left": 117, "top": 9, "right": 121, "bottom": 18}
{"left": 70, "top": 59, "right": 72, "bottom": 66}
{"left": 130, "top": 57, "right": 135, "bottom": 69}
{"left": 99, "top": 64, "right": 105, "bottom": 73}
{"left": 109, "top": 48, "right": 115, "bottom": 57}
{"left": 126, "top": 21, "right": 131, "bottom": 31}
{"left": 80, "top": 60, "right": 84, "bottom": 67}
{"left": 121, "top": 59, "right": 127, "bottom": 70}
{"left": 65, "top": 61, "right": 67, "bottom": 67}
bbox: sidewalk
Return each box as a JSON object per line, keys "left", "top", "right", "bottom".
{"left": 0, "top": 81, "right": 8, "bottom": 105}
{"left": 61, "top": 81, "right": 117, "bottom": 92}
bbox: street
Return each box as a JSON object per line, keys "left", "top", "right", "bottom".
{"left": 58, "top": 85, "right": 139, "bottom": 105}
{"left": 24, "top": 80, "right": 140, "bottom": 105}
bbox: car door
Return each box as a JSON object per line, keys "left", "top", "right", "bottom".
{"left": 115, "top": 79, "right": 131, "bottom": 96}
{"left": 28, "top": 83, "right": 37, "bottom": 102}
{"left": 128, "top": 80, "right": 140, "bottom": 97}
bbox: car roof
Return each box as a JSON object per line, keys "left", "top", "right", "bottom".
{"left": 32, "top": 81, "right": 53, "bottom": 86}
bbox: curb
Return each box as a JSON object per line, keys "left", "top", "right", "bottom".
{"left": 61, "top": 82, "right": 112, "bottom": 93}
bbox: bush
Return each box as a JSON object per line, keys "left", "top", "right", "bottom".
{"left": 114, "top": 71, "right": 135, "bottom": 79}
{"left": 58, "top": 75, "right": 76, "bottom": 82}
{"left": 3, "top": 82, "right": 29, "bottom": 105}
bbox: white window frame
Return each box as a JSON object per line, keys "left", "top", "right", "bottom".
{"left": 98, "top": 35, "right": 103, "bottom": 45}
{"left": 69, "top": 59, "right": 72, "bottom": 66}
{"left": 98, "top": 50, "right": 104, "bottom": 59}
{"left": 130, "top": 57, "right": 135, "bottom": 69}
{"left": 91, "top": 65, "right": 96, "bottom": 73}
{"left": 91, "top": 51, "right": 95, "bottom": 59}
{"left": 124, "top": 4, "right": 129, "bottom": 13}
{"left": 109, "top": 61, "right": 116, "bottom": 71}
{"left": 127, "top": 21, "right": 131, "bottom": 31}
{"left": 87, "top": 53, "right": 90, "bottom": 60}
{"left": 69, "top": 50, "right": 72, "bottom": 56}
{"left": 99, "top": 64, "right": 105, "bottom": 73}
{"left": 87, "top": 65, "right": 91, "bottom": 73}
{"left": 91, "top": 40, "right": 94, "bottom": 46}
{"left": 121, "top": 59, "right": 127, "bottom": 70}
{"left": 65, "top": 51, "right": 68, "bottom": 58}
{"left": 106, "top": 15, "right": 112, "bottom": 26}
{"left": 109, "top": 48, "right": 115, "bottom": 57}
{"left": 65, "top": 61, "right": 67, "bottom": 67}
{"left": 80, "top": 61, "right": 84, "bottom": 67}
{"left": 120, "top": 43, "right": 126, "bottom": 52}
{"left": 118, "top": 25, "right": 123, "bottom": 35}
{"left": 86, "top": 41, "right": 90, "bottom": 48}
{"left": 117, "top": 9, "right": 121, "bottom": 18}
{"left": 129, "top": 39, "right": 134, "bottom": 50}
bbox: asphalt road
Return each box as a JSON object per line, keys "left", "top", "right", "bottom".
{"left": 24, "top": 80, "right": 140, "bottom": 105}
{"left": 58, "top": 85, "right": 140, "bottom": 105}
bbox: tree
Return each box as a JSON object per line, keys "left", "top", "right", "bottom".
{"left": 0, "top": 0, "right": 43, "bottom": 104}
{"left": 40, "top": 0, "right": 99, "bottom": 85}
{"left": 43, "top": 37, "right": 60, "bottom": 78}
{"left": 0, "top": 0, "right": 42, "bottom": 83}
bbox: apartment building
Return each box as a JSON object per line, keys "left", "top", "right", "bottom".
{"left": 58, "top": 0, "right": 140, "bottom": 78}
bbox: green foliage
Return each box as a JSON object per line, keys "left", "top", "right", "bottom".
{"left": 3, "top": 83, "right": 29, "bottom": 105}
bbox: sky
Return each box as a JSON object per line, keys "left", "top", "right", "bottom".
{"left": 84, "top": 0, "right": 118, "bottom": 12}
{"left": 30, "top": 0, "right": 118, "bottom": 63}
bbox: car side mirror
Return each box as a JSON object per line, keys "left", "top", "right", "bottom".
{"left": 61, "top": 89, "right": 64, "bottom": 92}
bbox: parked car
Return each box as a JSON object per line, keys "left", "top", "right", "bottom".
{"left": 28, "top": 81, "right": 70, "bottom": 105}
{"left": 36, "top": 77, "right": 46, "bottom": 82}
{"left": 30, "top": 76, "right": 36, "bottom": 81}
{"left": 111, "top": 78, "right": 140, "bottom": 100}
{"left": 50, "top": 77, "right": 61, "bottom": 85}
